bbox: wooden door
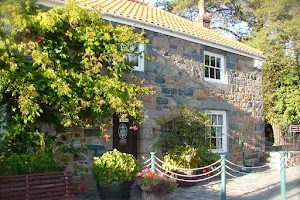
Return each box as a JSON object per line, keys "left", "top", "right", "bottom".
{"left": 113, "top": 114, "right": 137, "bottom": 158}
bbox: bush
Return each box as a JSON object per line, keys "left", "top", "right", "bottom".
{"left": 153, "top": 105, "right": 218, "bottom": 172}
{"left": 0, "top": 151, "right": 58, "bottom": 176}
{"left": 92, "top": 149, "right": 140, "bottom": 183}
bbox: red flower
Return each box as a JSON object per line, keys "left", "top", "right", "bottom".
{"left": 149, "top": 172, "right": 155, "bottom": 179}
{"left": 78, "top": 184, "right": 87, "bottom": 193}
{"left": 129, "top": 125, "right": 138, "bottom": 131}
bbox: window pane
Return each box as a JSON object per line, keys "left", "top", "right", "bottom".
{"left": 211, "top": 56, "right": 215, "bottom": 67}
{"left": 210, "top": 68, "right": 215, "bottom": 78}
{"left": 217, "top": 138, "right": 222, "bottom": 149}
{"left": 212, "top": 114, "right": 217, "bottom": 124}
{"left": 211, "top": 127, "right": 216, "bottom": 137}
{"left": 205, "top": 55, "right": 209, "bottom": 65}
{"left": 205, "top": 67, "right": 209, "bottom": 77}
{"left": 216, "top": 69, "right": 220, "bottom": 80}
{"left": 127, "top": 56, "right": 138, "bottom": 66}
{"left": 218, "top": 115, "right": 223, "bottom": 125}
{"left": 216, "top": 127, "right": 222, "bottom": 137}
{"left": 211, "top": 138, "right": 216, "bottom": 149}
{"left": 216, "top": 57, "right": 221, "bottom": 68}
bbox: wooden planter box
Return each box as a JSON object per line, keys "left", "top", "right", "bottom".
{"left": 0, "top": 172, "right": 75, "bottom": 200}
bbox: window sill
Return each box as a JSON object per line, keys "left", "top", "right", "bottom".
{"left": 204, "top": 77, "right": 226, "bottom": 84}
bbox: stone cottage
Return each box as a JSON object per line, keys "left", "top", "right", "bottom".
{"left": 38, "top": 0, "right": 266, "bottom": 171}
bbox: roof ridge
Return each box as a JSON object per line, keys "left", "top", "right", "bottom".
{"left": 51, "top": 0, "right": 264, "bottom": 57}
{"left": 142, "top": 2, "right": 261, "bottom": 53}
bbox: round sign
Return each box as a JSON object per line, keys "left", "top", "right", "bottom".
{"left": 118, "top": 123, "right": 128, "bottom": 139}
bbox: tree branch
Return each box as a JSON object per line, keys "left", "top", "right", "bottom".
{"left": 212, "top": 26, "right": 242, "bottom": 40}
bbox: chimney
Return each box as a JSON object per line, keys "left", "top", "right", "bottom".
{"left": 196, "top": 0, "right": 211, "bottom": 28}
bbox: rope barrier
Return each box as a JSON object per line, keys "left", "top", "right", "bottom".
{"left": 225, "top": 166, "right": 249, "bottom": 175}
{"left": 225, "top": 159, "right": 272, "bottom": 169}
{"left": 141, "top": 158, "right": 151, "bottom": 165}
{"left": 225, "top": 171, "right": 238, "bottom": 178}
{"left": 155, "top": 162, "right": 221, "bottom": 178}
{"left": 155, "top": 156, "right": 222, "bottom": 171}
{"left": 156, "top": 168, "right": 222, "bottom": 183}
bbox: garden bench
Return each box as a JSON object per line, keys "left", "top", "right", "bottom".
{"left": 0, "top": 172, "right": 75, "bottom": 200}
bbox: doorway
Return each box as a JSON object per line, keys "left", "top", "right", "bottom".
{"left": 113, "top": 114, "right": 137, "bottom": 158}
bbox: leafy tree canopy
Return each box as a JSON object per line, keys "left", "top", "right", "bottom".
{"left": 0, "top": 0, "right": 153, "bottom": 142}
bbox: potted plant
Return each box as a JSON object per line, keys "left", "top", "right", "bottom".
{"left": 132, "top": 168, "right": 176, "bottom": 200}
{"left": 92, "top": 149, "right": 140, "bottom": 200}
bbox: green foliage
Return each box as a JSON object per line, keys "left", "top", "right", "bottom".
{"left": 0, "top": 0, "right": 153, "bottom": 144}
{"left": 153, "top": 105, "right": 216, "bottom": 172}
{"left": 0, "top": 151, "right": 57, "bottom": 176}
{"left": 163, "top": 145, "right": 217, "bottom": 172}
{"left": 153, "top": 105, "right": 211, "bottom": 150}
{"left": 92, "top": 149, "right": 140, "bottom": 183}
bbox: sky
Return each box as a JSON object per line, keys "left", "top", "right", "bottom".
{"left": 144, "top": 0, "right": 157, "bottom": 5}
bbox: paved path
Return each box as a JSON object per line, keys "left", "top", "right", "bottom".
{"left": 166, "top": 166, "right": 300, "bottom": 200}
{"left": 78, "top": 166, "right": 300, "bottom": 200}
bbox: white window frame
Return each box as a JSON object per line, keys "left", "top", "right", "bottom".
{"left": 204, "top": 51, "right": 226, "bottom": 84}
{"left": 128, "top": 44, "right": 144, "bottom": 72}
{"left": 207, "top": 110, "right": 227, "bottom": 153}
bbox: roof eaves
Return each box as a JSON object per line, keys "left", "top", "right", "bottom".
{"left": 102, "top": 11, "right": 266, "bottom": 60}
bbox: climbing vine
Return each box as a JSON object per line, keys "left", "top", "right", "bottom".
{"left": 0, "top": 0, "right": 153, "bottom": 162}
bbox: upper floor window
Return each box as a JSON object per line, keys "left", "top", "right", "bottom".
{"left": 207, "top": 110, "right": 227, "bottom": 153}
{"left": 127, "top": 44, "right": 144, "bottom": 72}
{"left": 204, "top": 52, "right": 225, "bottom": 83}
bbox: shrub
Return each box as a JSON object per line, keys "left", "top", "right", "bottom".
{"left": 92, "top": 149, "right": 140, "bottom": 183}
{"left": 153, "top": 105, "right": 218, "bottom": 172}
{"left": 0, "top": 151, "right": 58, "bottom": 176}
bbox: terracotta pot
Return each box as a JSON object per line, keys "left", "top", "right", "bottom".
{"left": 140, "top": 186, "right": 166, "bottom": 200}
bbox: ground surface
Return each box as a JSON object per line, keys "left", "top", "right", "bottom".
{"left": 77, "top": 166, "right": 300, "bottom": 200}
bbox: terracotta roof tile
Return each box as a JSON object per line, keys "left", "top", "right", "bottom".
{"left": 58, "top": 0, "right": 264, "bottom": 56}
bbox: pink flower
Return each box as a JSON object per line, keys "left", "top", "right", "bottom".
{"left": 129, "top": 125, "right": 138, "bottom": 131}
{"left": 137, "top": 172, "right": 143, "bottom": 177}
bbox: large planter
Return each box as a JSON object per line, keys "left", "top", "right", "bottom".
{"left": 97, "top": 182, "right": 131, "bottom": 200}
{"left": 140, "top": 186, "right": 166, "bottom": 200}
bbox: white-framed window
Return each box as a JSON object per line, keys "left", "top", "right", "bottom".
{"left": 127, "top": 44, "right": 144, "bottom": 72}
{"left": 204, "top": 51, "right": 225, "bottom": 83}
{"left": 207, "top": 110, "right": 227, "bottom": 153}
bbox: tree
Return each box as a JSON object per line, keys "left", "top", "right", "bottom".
{"left": 0, "top": 0, "right": 153, "bottom": 151}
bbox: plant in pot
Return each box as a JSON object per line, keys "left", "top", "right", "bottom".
{"left": 92, "top": 149, "right": 140, "bottom": 200}
{"left": 132, "top": 168, "right": 176, "bottom": 200}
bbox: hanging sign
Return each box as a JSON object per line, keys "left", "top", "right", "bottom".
{"left": 118, "top": 123, "right": 128, "bottom": 139}
{"left": 289, "top": 125, "right": 300, "bottom": 132}
{"left": 119, "top": 118, "right": 129, "bottom": 123}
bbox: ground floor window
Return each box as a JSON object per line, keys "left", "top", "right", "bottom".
{"left": 207, "top": 110, "right": 227, "bottom": 153}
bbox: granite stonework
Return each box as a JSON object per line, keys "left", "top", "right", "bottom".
{"left": 35, "top": 123, "right": 113, "bottom": 191}
{"left": 137, "top": 31, "right": 265, "bottom": 166}
{"left": 34, "top": 29, "right": 264, "bottom": 190}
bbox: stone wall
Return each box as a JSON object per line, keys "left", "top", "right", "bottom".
{"left": 35, "top": 123, "right": 113, "bottom": 191}
{"left": 137, "top": 31, "right": 265, "bottom": 166}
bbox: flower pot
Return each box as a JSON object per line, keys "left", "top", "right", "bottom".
{"left": 97, "top": 182, "right": 131, "bottom": 200}
{"left": 140, "top": 186, "right": 166, "bottom": 200}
